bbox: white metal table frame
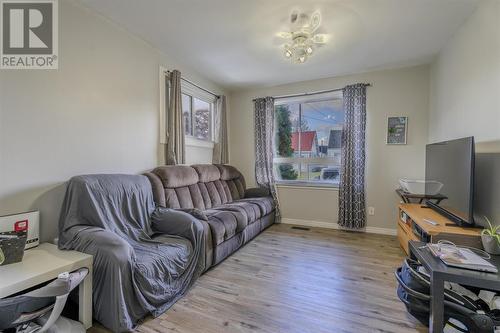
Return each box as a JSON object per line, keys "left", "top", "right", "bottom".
{"left": 0, "top": 243, "right": 93, "bottom": 329}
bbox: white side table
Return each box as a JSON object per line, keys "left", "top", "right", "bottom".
{"left": 0, "top": 243, "right": 93, "bottom": 329}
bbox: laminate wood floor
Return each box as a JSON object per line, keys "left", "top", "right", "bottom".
{"left": 89, "top": 224, "right": 426, "bottom": 333}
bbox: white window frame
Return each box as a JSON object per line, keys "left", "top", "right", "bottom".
{"left": 181, "top": 81, "right": 216, "bottom": 146}
{"left": 159, "top": 67, "right": 216, "bottom": 148}
{"left": 273, "top": 91, "right": 344, "bottom": 188}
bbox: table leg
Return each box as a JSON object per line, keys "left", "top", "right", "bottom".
{"left": 79, "top": 265, "right": 93, "bottom": 329}
{"left": 429, "top": 273, "right": 445, "bottom": 333}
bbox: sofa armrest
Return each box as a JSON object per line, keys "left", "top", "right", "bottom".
{"left": 59, "top": 226, "right": 134, "bottom": 267}
{"left": 151, "top": 207, "right": 208, "bottom": 271}
{"left": 172, "top": 212, "right": 213, "bottom": 270}
{"left": 197, "top": 220, "right": 213, "bottom": 270}
{"left": 245, "top": 187, "right": 270, "bottom": 198}
{"left": 151, "top": 208, "right": 204, "bottom": 244}
{"left": 143, "top": 172, "right": 166, "bottom": 207}
{"left": 176, "top": 208, "right": 208, "bottom": 221}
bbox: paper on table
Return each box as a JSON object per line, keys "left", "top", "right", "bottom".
{"left": 428, "top": 243, "right": 498, "bottom": 273}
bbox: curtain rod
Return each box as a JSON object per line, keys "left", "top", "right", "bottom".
{"left": 167, "top": 70, "right": 221, "bottom": 98}
{"left": 252, "top": 83, "right": 372, "bottom": 102}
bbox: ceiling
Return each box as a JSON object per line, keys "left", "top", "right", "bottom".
{"left": 78, "top": 0, "right": 480, "bottom": 90}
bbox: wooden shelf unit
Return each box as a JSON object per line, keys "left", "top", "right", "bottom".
{"left": 397, "top": 203, "right": 482, "bottom": 255}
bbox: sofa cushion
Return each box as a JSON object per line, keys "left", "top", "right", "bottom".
{"left": 204, "top": 209, "right": 247, "bottom": 246}
{"left": 136, "top": 235, "right": 192, "bottom": 280}
{"left": 212, "top": 233, "right": 244, "bottom": 266}
{"left": 162, "top": 184, "right": 205, "bottom": 210}
{"left": 144, "top": 172, "right": 166, "bottom": 207}
{"left": 153, "top": 166, "right": 199, "bottom": 188}
{"left": 147, "top": 165, "right": 249, "bottom": 210}
{"left": 235, "top": 197, "right": 275, "bottom": 216}
{"left": 216, "top": 164, "right": 242, "bottom": 180}
{"left": 213, "top": 201, "right": 262, "bottom": 224}
{"left": 176, "top": 208, "right": 208, "bottom": 221}
{"left": 224, "top": 179, "right": 245, "bottom": 201}
{"left": 192, "top": 164, "right": 221, "bottom": 183}
{"left": 244, "top": 187, "right": 271, "bottom": 198}
{"left": 216, "top": 164, "right": 246, "bottom": 200}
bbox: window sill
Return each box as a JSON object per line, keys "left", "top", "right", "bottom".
{"left": 275, "top": 181, "right": 339, "bottom": 190}
{"left": 185, "top": 136, "right": 215, "bottom": 149}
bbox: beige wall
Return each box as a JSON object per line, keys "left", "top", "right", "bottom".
{"left": 229, "top": 65, "right": 430, "bottom": 231}
{"left": 0, "top": 0, "right": 225, "bottom": 242}
{"left": 429, "top": 0, "right": 500, "bottom": 144}
{"left": 276, "top": 185, "right": 339, "bottom": 227}
{"left": 185, "top": 141, "right": 215, "bottom": 165}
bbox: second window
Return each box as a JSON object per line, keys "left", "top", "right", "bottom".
{"left": 181, "top": 89, "right": 214, "bottom": 142}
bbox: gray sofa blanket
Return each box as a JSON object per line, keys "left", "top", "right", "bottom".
{"left": 58, "top": 174, "right": 205, "bottom": 332}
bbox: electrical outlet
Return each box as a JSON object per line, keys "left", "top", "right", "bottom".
{"left": 368, "top": 207, "right": 375, "bottom": 216}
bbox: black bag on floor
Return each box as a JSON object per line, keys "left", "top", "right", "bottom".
{"left": 395, "top": 258, "right": 496, "bottom": 333}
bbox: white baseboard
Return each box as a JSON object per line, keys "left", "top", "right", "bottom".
{"left": 364, "top": 226, "right": 398, "bottom": 236}
{"left": 280, "top": 218, "right": 397, "bottom": 236}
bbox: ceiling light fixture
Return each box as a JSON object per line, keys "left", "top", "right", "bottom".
{"left": 277, "top": 10, "right": 327, "bottom": 64}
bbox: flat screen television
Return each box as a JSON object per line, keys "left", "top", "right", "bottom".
{"left": 425, "top": 137, "right": 475, "bottom": 227}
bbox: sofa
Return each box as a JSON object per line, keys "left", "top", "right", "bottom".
{"left": 58, "top": 174, "right": 205, "bottom": 332}
{"left": 144, "top": 164, "right": 276, "bottom": 269}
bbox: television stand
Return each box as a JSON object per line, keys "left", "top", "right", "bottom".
{"left": 397, "top": 203, "right": 482, "bottom": 255}
{"left": 445, "top": 223, "right": 464, "bottom": 227}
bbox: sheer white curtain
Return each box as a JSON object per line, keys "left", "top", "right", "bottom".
{"left": 213, "top": 95, "right": 229, "bottom": 164}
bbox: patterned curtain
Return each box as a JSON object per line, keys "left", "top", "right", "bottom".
{"left": 213, "top": 95, "right": 229, "bottom": 164}
{"left": 338, "top": 84, "right": 368, "bottom": 229}
{"left": 165, "top": 70, "right": 185, "bottom": 165}
{"left": 254, "top": 97, "right": 280, "bottom": 220}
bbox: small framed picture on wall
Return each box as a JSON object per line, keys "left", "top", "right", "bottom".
{"left": 387, "top": 116, "right": 408, "bottom": 145}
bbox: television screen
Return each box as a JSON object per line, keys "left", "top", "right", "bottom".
{"left": 425, "top": 137, "right": 475, "bottom": 226}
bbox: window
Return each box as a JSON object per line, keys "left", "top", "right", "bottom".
{"left": 274, "top": 91, "right": 344, "bottom": 186}
{"left": 181, "top": 83, "right": 215, "bottom": 142}
{"left": 159, "top": 67, "right": 216, "bottom": 146}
